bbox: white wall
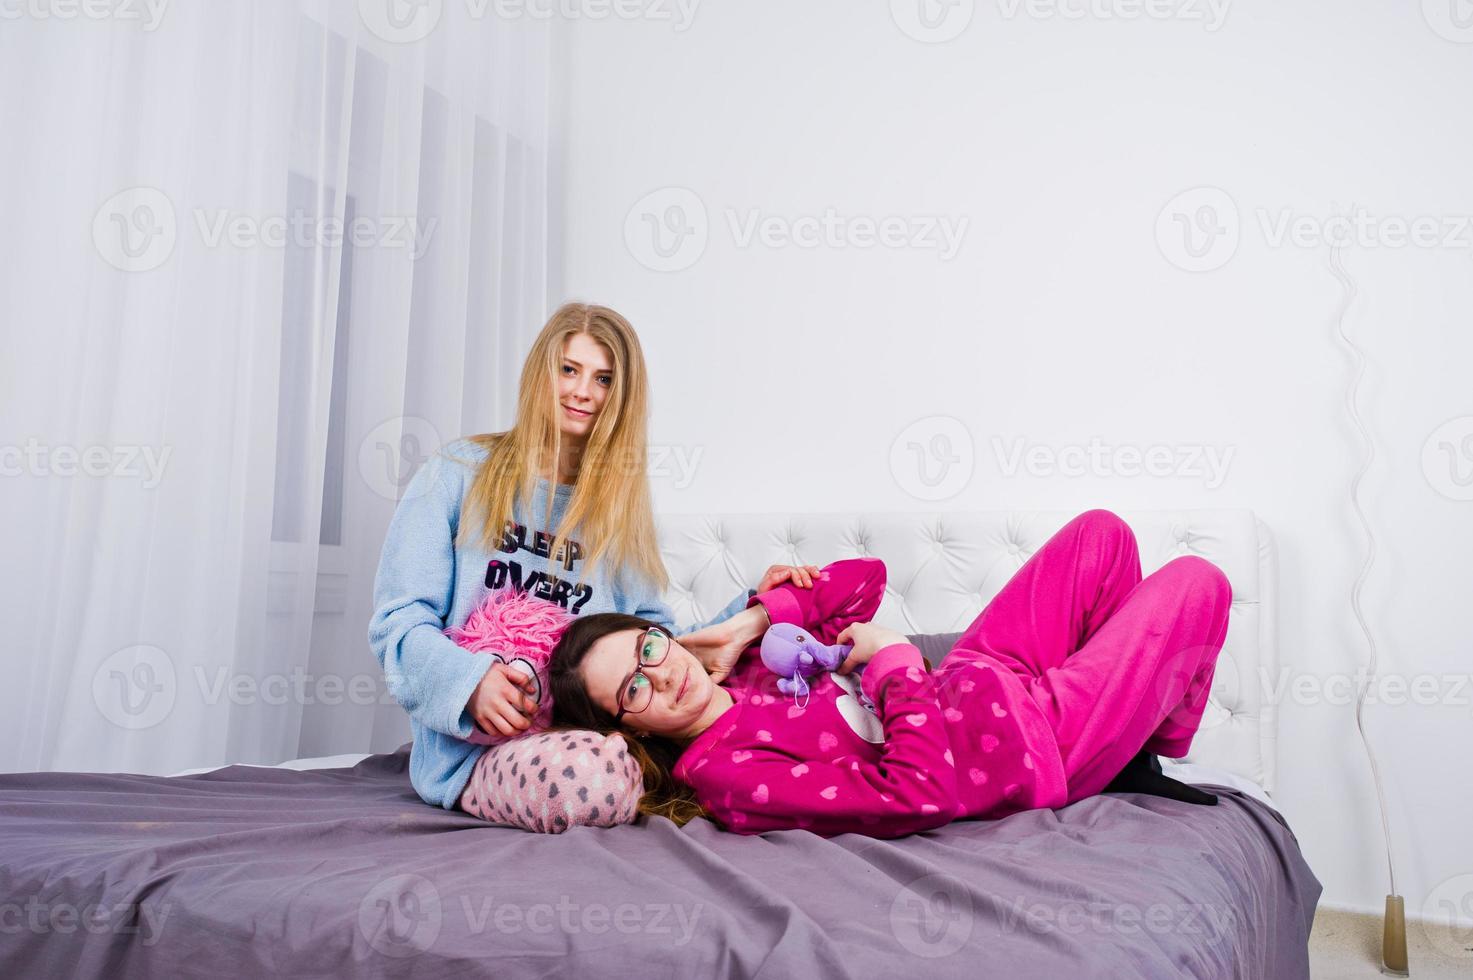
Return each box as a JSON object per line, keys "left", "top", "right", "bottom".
{"left": 550, "top": 0, "right": 1473, "bottom": 924}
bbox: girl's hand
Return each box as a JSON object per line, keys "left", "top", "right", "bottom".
{"left": 834, "top": 621, "right": 909, "bottom": 675}
{"left": 679, "top": 605, "right": 771, "bottom": 684}
{"left": 756, "top": 563, "right": 822, "bottom": 592}
{"left": 467, "top": 662, "right": 539, "bottom": 738}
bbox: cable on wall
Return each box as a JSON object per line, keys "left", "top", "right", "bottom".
{"left": 1328, "top": 239, "right": 1408, "bottom": 976}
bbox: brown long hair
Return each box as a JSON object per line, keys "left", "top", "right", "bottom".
{"left": 455, "top": 303, "right": 668, "bottom": 591}
{"left": 548, "top": 613, "right": 707, "bottom": 827}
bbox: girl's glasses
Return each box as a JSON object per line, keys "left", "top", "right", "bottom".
{"left": 614, "top": 626, "right": 672, "bottom": 721}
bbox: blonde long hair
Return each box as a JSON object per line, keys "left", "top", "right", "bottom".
{"left": 456, "top": 303, "right": 668, "bottom": 592}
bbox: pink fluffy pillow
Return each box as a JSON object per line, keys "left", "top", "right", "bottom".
{"left": 445, "top": 587, "right": 571, "bottom": 745}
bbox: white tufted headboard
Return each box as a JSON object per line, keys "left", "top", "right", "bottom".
{"left": 656, "top": 509, "right": 1277, "bottom": 794}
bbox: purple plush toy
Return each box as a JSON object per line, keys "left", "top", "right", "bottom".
{"left": 760, "top": 622, "right": 854, "bottom": 705}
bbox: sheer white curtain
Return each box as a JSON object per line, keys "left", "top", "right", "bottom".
{"left": 0, "top": 1, "right": 552, "bottom": 775}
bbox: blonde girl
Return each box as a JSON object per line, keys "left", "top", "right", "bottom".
{"left": 368, "top": 303, "right": 815, "bottom": 817}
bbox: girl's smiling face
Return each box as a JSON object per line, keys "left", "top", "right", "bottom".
{"left": 578, "top": 628, "right": 718, "bottom": 740}
{"left": 556, "top": 333, "right": 613, "bottom": 440}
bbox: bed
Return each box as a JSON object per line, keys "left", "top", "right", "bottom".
{"left": 0, "top": 509, "right": 1321, "bottom": 978}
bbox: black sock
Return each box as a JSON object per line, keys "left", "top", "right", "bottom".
{"left": 1103, "top": 750, "right": 1218, "bottom": 806}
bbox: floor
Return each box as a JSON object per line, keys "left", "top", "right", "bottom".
{"left": 1309, "top": 907, "right": 1473, "bottom": 979}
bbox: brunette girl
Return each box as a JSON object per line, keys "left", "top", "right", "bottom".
{"left": 549, "top": 510, "right": 1232, "bottom": 837}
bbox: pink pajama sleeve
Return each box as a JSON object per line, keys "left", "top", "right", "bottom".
{"left": 746, "top": 557, "right": 887, "bottom": 643}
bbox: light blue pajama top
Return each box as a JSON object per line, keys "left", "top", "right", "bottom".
{"left": 367, "top": 437, "right": 750, "bottom": 809}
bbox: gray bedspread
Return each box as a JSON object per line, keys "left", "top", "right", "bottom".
{"left": 0, "top": 745, "right": 1319, "bottom": 979}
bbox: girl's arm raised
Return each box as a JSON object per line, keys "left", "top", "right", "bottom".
{"left": 746, "top": 557, "right": 887, "bottom": 644}
{"left": 676, "top": 557, "right": 888, "bottom": 687}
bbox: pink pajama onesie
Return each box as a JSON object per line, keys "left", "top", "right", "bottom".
{"left": 671, "top": 509, "right": 1233, "bottom": 838}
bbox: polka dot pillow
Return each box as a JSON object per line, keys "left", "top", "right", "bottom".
{"left": 459, "top": 729, "right": 643, "bottom": 833}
